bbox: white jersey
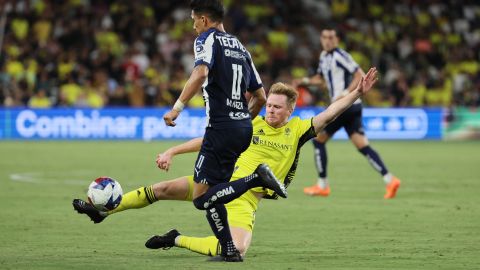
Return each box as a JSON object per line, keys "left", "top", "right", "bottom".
{"left": 317, "top": 48, "right": 361, "bottom": 104}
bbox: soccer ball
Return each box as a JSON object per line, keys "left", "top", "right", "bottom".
{"left": 87, "top": 177, "right": 123, "bottom": 211}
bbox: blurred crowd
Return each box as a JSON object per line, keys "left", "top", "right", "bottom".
{"left": 0, "top": 0, "right": 479, "bottom": 109}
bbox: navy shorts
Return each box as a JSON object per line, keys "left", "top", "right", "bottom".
{"left": 193, "top": 127, "right": 253, "bottom": 186}
{"left": 324, "top": 103, "right": 365, "bottom": 137}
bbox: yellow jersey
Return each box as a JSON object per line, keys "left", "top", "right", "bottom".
{"left": 232, "top": 116, "right": 316, "bottom": 199}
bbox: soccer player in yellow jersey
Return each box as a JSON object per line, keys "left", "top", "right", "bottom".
{"left": 73, "top": 67, "right": 378, "bottom": 260}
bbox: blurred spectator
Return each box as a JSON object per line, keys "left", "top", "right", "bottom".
{"left": 59, "top": 75, "right": 83, "bottom": 106}
{"left": 28, "top": 88, "right": 51, "bottom": 108}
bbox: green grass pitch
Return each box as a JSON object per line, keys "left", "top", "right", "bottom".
{"left": 1, "top": 140, "right": 479, "bottom": 269}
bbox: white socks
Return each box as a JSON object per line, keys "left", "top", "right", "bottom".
{"left": 383, "top": 173, "right": 393, "bottom": 185}
{"left": 174, "top": 235, "right": 181, "bottom": 246}
{"left": 317, "top": 177, "right": 329, "bottom": 189}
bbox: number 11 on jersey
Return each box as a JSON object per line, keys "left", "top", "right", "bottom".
{"left": 231, "top": 64, "right": 242, "bottom": 100}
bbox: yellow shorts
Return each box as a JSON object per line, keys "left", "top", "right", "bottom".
{"left": 186, "top": 176, "right": 259, "bottom": 232}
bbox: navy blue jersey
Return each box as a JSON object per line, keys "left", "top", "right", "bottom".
{"left": 194, "top": 28, "right": 263, "bottom": 129}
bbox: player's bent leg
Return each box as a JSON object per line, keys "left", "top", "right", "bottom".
{"left": 222, "top": 192, "right": 256, "bottom": 258}
{"left": 191, "top": 128, "right": 271, "bottom": 262}
{"left": 192, "top": 182, "right": 210, "bottom": 201}
{"left": 207, "top": 193, "right": 256, "bottom": 261}
{"left": 350, "top": 133, "right": 401, "bottom": 199}
{"left": 193, "top": 164, "right": 285, "bottom": 211}
{"left": 305, "top": 132, "right": 332, "bottom": 196}
{"left": 150, "top": 193, "right": 256, "bottom": 260}
{"left": 166, "top": 228, "right": 252, "bottom": 258}
{"left": 230, "top": 227, "right": 252, "bottom": 257}
{"left": 192, "top": 182, "right": 240, "bottom": 260}
{"left": 73, "top": 177, "right": 194, "bottom": 223}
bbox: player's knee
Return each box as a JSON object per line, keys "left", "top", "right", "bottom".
{"left": 193, "top": 197, "right": 207, "bottom": 210}
{"left": 350, "top": 133, "right": 368, "bottom": 149}
{"left": 152, "top": 182, "right": 170, "bottom": 199}
{"left": 315, "top": 133, "right": 329, "bottom": 143}
{"left": 357, "top": 144, "right": 371, "bottom": 153}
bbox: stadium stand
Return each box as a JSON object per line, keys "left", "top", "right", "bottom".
{"left": 0, "top": 0, "right": 478, "bottom": 108}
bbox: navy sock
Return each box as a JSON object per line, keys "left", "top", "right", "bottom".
{"left": 312, "top": 139, "right": 327, "bottom": 178}
{"left": 359, "top": 145, "right": 388, "bottom": 176}
{"left": 205, "top": 204, "right": 236, "bottom": 255}
{"left": 193, "top": 173, "right": 261, "bottom": 210}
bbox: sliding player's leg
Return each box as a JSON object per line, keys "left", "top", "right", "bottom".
{"left": 145, "top": 226, "right": 252, "bottom": 258}
{"left": 146, "top": 189, "right": 258, "bottom": 258}
{"left": 72, "top": 176, "right": 192, "bottom": 223}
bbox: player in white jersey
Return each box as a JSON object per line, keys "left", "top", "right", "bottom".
{"left": 297, "top": 27, "right": 401, "bottom": 199}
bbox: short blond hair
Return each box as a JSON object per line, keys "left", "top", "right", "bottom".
{"left": 268, "top": 82, "right": 298, "bottom": 110}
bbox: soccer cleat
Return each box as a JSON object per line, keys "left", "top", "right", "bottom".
{"left": 303, "top": 185, "right": 331, "bottom": 197}
{"left": 384, "top": 177, "right": 401, "bottom": 199}
{"left": 72, "top": 199, "right": 107, "bottom": 223}
{"left": 208, "top": 249, "right": 243, "bottom": 262}
{"left": 145, "top": 229, "right": 181, "bottom": 250}
{"left": 255, "top": 163, "right": 287, "bottom": 198}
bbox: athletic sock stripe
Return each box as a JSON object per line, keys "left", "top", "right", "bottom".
{"left": 147, "top": 186, "right": 157, "bottom": 202}
{"left": 144, "top": 187, "right": 154, "bottom": 204}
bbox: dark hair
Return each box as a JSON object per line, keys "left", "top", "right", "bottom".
{"left": 190, "top": 0, "right": 224, "bottom": 22}
{"left": 321, "top": 24, "right": 337, "bottom": 33}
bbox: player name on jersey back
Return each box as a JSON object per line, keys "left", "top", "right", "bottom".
{"left": 217, "top": 36, "right": 247, "bottom": 61}
{"left": 194, "top": 28, "right": 263, "bottom": 129}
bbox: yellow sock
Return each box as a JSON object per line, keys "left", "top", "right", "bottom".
{"left": 177, "top": 235, "right": 220, "bottom": 256}
{"left": 107, "top": 186, "right": 157, "bottom": 215}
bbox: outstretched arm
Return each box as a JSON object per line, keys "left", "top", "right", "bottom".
{"left": 312, "top": 67, "right": 378, "bottom": 134}
{"left": 163, "top": 65, "right": 209, "bottom": 127}
{"left": 156, "top": 137, "right": 203, "bottom": 171}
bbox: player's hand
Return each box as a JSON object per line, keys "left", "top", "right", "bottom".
{"left": 356, "top": 67, "right": 378, "bottom": 95}
{"left": 163, "top": 109, "right": 180, "bottom": 127}
{"left": 156, "top": 151, "right": 173, "bottom": 171}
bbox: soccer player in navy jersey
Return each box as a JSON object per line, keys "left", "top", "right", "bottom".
{"left": 162, "top": 0, "right": 286, "bottom": 262}
{"left": 298, "top": 27, "right": 401, "bottom": 199}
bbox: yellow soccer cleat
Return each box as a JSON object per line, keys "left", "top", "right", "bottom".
{"left": 303, "top": 185, "right": 331, "bottom": 197}
{"left": 384, "top": 177, "right": 401, "bottom": 199}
